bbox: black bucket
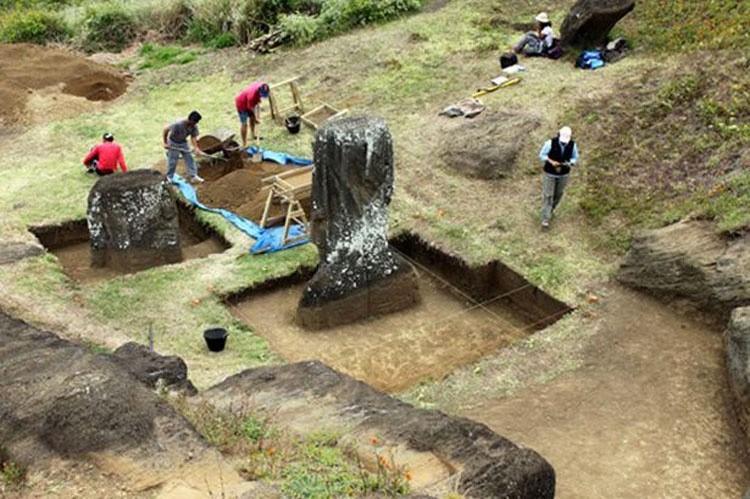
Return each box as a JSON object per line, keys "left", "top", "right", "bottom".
{"left": 285, "top": 116, "right": 301, "bottom": 134}
{"left": 203, "top": 328, "right": 229, "bottom": 352}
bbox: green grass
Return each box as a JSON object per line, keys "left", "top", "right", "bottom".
{"left": 137, "top": 43, "right": 200, "bottom": 70}
{"left": 174, "top": 400, "right": 410, "bottom": 497}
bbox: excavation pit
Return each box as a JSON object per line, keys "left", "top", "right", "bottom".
{"left": 29, "top": 203, "right": 230, "bottom": 283}
{"left": 226, "top": 233, "right": 572, "bottom": 392}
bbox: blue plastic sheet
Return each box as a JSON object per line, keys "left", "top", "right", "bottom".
{"left": 246, "top": 146, "right": 313, "bottom": 166}
{"left": 170, "top": 148, "right": 312, "bottom": 254}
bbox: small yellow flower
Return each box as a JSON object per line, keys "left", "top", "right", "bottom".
{"left": 405, "top": 471, "right": 412, "bottom": 481}
{"left": 370, "top": 436, "right": 379, "bottom": 445}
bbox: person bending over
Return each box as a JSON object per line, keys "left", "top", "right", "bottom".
{"left": 235, "top": 82, "right": 270, "bottom": 148}
{"left": 82, "top": 132, "right": 128, "bottom": 176}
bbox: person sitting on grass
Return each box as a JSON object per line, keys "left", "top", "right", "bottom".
{"left": 163, "top": 110, "right": 205, "bottom": 184}
{"left": 82, "top": 132, "right": 128, "bottom": 176}
{"left": 235, "top": 82, "right": 270, "bottom": 148}
{"left": 513, "top": 12, "right": 556, "bottom": 57}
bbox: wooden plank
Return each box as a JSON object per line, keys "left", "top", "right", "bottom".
{"left": 270, "top": 76, "right": 300, "bottom": 89}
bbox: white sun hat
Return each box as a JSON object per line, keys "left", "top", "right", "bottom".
{"left": 535, "top": 12, "right": 550, "bottom": 23}
{"left": 559, "top": 126, "right": 572, "bottom": 142}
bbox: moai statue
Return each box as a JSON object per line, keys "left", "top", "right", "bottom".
{"left": 297, "top": 115, "right": 420, "bottom": 329}
{"left": 87, "top": 170, "right": 182, "bottom": 272}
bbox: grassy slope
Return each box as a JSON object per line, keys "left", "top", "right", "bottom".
{"left": 0, "top": 0, "right": 747, "bottom": 395}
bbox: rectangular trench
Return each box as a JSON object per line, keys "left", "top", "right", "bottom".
{"left": 225, "top": 232, "right": 572, "bottom": 393}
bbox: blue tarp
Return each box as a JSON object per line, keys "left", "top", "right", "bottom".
{"left": 170, "top": 148, "right": 311, "bottom": 254}
{"left": 246, "top": 146, "right": 313, "bottom": 166}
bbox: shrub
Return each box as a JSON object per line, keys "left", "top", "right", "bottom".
{"left": 138, "top": 43, "right": 198, "bottom": 69}
{"left": 0, "top": 9, "right": 68, "bottom": 44}
{"left": 81, "top": 3, "right": 136, "bottom": 52}
{"left": 280, "top": 0, "right": 425, "bottom": 45}
{"left": 131, "top": 0, "right": 193, "bottom": 40}
{"left": 207, "top": 31, "right": 237, "bottom": 48}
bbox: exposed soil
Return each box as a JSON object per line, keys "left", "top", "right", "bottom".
{"left": 464, "top": 286, "right": 750, "bottom": 498}
{"left": 30, "top": 205, "right": 229, "bottom": 283}
{"left": 229, "top": 268, "right": 537, "bottom": 392}
{"left": 153, "top": 155, "right": 310, "bottom": 224}
{"left": 0, "top": 44, "right": 128, "bottom": 126}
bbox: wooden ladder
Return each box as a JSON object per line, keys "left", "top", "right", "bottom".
{"left": 268, "top": 76, "right": 304, "bottom": 124}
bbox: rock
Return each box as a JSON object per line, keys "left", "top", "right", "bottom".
{"left": 202, "top": 360, "right": 556, "bottom": 499}
{"left": 87, "top": 169, "right": 182, "bottom": 273}
{"left": 111, "top": 342, "right": 197, "bottom": 395}
{"left": 618, "top": 220, "right": 750, "bottom": 319}
{"left": 297, "top": 115, "right": 420, "bottom": 329}
{"left": 726, "top": 307, "right": 750, "bottom": 445}
{"left": 0, "top": 312, "right": 257, "bottom": 497}
{"left": 0, "top": 241, "right": 43, "bottom": 265}
{"left": 560, "top": 0, "right": 636, "bottom": 47}
{"left": 440, "top": 110, "right": 540, "bottom": 180}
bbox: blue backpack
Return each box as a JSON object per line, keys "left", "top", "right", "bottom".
{"left": 575, "top": 50, "right": 605, "bottom": 70}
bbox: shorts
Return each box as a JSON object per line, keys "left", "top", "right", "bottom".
{"left": 238, "top": 105, "right": 259, "bottom": 125}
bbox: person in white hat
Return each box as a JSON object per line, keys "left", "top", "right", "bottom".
{"left": 513, "top": 12, "right": 556, "bottom": 56}
{"left": 539, "top": 126, "right": 579, "bottom": 230}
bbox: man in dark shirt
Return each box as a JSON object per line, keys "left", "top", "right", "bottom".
{"left": 539, "top": 126, "right": 579, "bottom": 230}
{"left": 162, "top": 110, "right": 206, "bottom": 183}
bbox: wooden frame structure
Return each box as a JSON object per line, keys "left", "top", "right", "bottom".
{"left": 259, "top": 166, "right": 313, "bottom": 247}
{"left": 268, "top": 77, "right": 305, "bottom": 124}
{"left": 300, "top": 103, "right": 349, "bottom": 130}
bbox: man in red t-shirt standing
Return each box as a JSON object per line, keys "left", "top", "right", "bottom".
{"left": 82, "top": 133, "right": 128, "bottom": 176}
{"left": 235, "top": 82, "right": 270, "bottom": 148}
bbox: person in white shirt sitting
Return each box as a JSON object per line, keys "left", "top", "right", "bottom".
{"left": 513, "top": 12, "right": 556, "bottom": 56}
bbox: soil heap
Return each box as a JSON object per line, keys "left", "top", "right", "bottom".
{"left": 297, "top": 115, "right": 420, "bottom": 329}
{"left": 0, "top": 43, "right": 127, "bottom": 125}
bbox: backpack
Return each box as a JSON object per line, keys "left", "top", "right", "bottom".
{"left": 546, "top": 43, "right": 564, "bottom": 60}
{"left": 575, "top": 50, "right": 605, "bottom": 69}
{"left": 499, "top": 52, "right": 518, "bottom": 69}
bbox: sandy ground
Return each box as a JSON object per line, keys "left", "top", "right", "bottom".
{"left": 230, "top": 270, "right": 533, "bottom": 392}
{"left": 464, "top": 286, "right": 750, "bottom": 498}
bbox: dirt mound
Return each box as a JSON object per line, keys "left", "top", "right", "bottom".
{"left": 439, "top": 109, "right": 541, "bottom": 179}
{"left": 197, "top": 169, "right": 263, "bottom": 210}
{"left": 0, "top": 43, "right": 128, "bottom": 125}
{"left": 193, "top": 159, "right": 294, "bottom": 223}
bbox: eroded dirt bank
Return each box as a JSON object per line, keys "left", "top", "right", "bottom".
{"left": 464, "top": 286, "right": 749, "bottom": 498}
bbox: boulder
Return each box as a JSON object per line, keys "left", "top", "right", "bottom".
{"left": 112, "top": 342, "right": 197, "bottom": 395}
{"left": 0, "top": 313, "right": 253, "bottom": 497}
{"left": 297, "top": 115, "right": 420, "bottom": 329}
{"left": 618, "top": 220, "right": 750, "bottom": 318}
{"left": 202, "top": 360, "right": 556, "bottom": 498}
{"left": 726, "top": 307, "right": 750, "bottom": 444}
{"left": 561, "top": 0, "right": 636, "bottom": 47}
{"left": 87, "top": 169, "right": 182, "bottom": 273}
{"left": 0, "top": 241, "right": 43, "bottom": 265}
{"left": 440, "top": 110, "right": 540, "bottom": 180}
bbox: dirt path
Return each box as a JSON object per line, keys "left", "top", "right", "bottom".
{"left": 464, "top": 286, "right": 749, "bottom": 498}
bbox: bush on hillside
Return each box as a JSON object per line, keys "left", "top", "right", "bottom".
{"left": 81, "top": 3, "right": 136, "bottom": 52}
{"left": 279, "top": 0, "right": 425, "bottom": 45}
{"left": 131, "top": 0, "right": 193, "bottom": 40}
{"left": 0, "top": 9, "right": 68, "bottom": 44}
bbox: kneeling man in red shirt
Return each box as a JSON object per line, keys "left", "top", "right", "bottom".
{"left": 82, "top": 132, "right": 128, "bottom": 176}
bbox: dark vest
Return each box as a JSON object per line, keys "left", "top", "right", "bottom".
{"left": 544, "top": 137, "right": 575, "bottom": 176}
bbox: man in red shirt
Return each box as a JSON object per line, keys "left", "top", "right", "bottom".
{"left": 82, "top": 133, "right": 128, "bottom": 176}
{"left": 235, "top": 82, "right": 270, "bottom": 148}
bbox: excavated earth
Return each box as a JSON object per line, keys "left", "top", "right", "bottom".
{"left": 0, "top": 43, "right": 128, "bottom": 126}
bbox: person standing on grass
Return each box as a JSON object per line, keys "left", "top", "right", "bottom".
{"left": 163, "top": 110, "right": 205, "bottom": 184}
{"left": 82, "top": 132, "right": 128, "bottom": 176}
{"left": 235, "top": 82, "right": 270, "bottom": 148}
{"left": 539, "top": 126, "right": 579, "bottom": 230}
